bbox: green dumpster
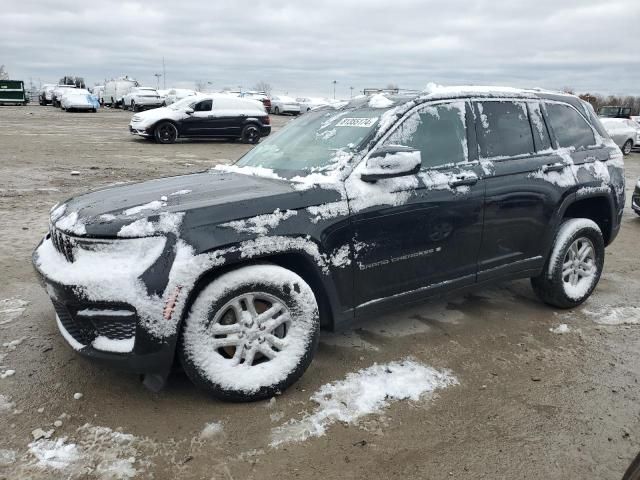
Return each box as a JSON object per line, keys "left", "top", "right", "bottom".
{"left": 0, "top": 80, "right": 28, "bottom": 105}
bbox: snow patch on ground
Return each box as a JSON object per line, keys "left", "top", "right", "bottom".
{"left": 583, "top": 306, "right": 640, "bottom": 325}
{"left": 199, "top": 422, "right": 224, "bottom": 440}
{"left": 270, "top": 359, "right": 457, "bottom": 447}
{"left": 0, "top": 298, "right": 28, "bottom": 325}
{"left": 0, "top": 394, "right": 15, "bottom": 413}
{"left": 549, "top": 324, "right": 570, "bottom": 334}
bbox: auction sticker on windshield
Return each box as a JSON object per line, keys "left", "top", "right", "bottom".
{"left": 335, "top": 117, "right": 378, "bottom": 128}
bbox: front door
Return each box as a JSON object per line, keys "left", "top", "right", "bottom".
{"left": 182, "top": 99, "right": 214, "bottom": 136}
{"left": 346, "top": 101, "right": 485, "bottom": 311}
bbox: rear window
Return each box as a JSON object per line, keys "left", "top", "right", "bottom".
{"left": 476, "top": 101, "right": 535, "bottom": 158}
{"left": 545, "top": 103, "right": 595, "bottom": 150}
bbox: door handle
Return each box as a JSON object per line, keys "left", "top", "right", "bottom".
{"left": 448, "top": 174, "right": 478, "bottom": 188}
{"left": 542, "top": 162, "right": 566, "bottom": 173}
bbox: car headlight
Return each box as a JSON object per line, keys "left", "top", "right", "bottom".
{"left": 131, "top": 115, "right": 142, "bottom": 122}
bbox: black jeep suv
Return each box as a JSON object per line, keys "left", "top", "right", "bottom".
{"left": 33, "top": 86, "right": 625, "bottom": 401}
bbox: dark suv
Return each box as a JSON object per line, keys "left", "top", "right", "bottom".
{"left": 33, "top": 86, "right": 625, "bottom": 401}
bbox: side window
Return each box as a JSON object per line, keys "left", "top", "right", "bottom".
{"left": 528, "top": 102, "right": 552, "bottom": 151}
{"left": 476, "top": 101, "right": 535, "bottom": 158}
{"left": 544, "top": 103, "right": 595, "bottom": 150}
{"left": 383, "top": 102, "right": 468, "bottom": 169}
{"left": 194, "top": 99, "right": 212, "bottom": 112}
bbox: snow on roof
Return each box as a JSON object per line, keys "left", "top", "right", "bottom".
{"left": 420, "top": 82, "right": 568, "bottom": 100}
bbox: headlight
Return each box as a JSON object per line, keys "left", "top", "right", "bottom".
{"left": 131, "top": 115, "right": 142, "bottom": 122}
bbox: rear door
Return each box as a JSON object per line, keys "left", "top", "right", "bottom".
{"left": 475, "top": 99, "right": 574, "bottom": 281}
{"left": 348, "top": 101, "right": 485, "bottom": 311}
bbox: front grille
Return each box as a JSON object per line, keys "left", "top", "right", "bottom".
{"left": 50, "top": 227, "right": 75, "bottom": 262}
{"left": 52, "top": 301, "right": 94, "bottom": 344}
{"left": 52, "top": 301, "right": 137, "bottom": 345}
{"left": 92, "top": 316, "right": 136, "bottom": 340}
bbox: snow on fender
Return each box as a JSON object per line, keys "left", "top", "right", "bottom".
{"left": 179, "top": 264, "right": 320, "bottom": 401}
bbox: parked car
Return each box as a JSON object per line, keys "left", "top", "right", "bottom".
{"left": 33, "top": 86, "right": 624, "bottom": 401}
{"left": 598, "top": 106, "right": 632, "bottom": 118}
{"left": 599, "top": 117, "right": 638, "bottom": 155}
{"left": 0, "top": 80, "right": 28, "bottom": 106}
{"left": 270, "top": 95, "right": 300, "bottom": 115}
{"left": 163, "top": 88, "right": 198, "bottom": 106}
{"left": 632, "top": 179, "right": 640, "bottom": 217}
{"left": 103, "top": 77, "right": 139, "bottom": 107}
{"left": 38, "top": 84, "right": 56, "bottom": 105}
{"left": 122, "top": 87, "right": 164, "bottom": 112}
{"left": 128, "top": 94, "right": 270, "bottom": 144}
{"left": 60, "top": 89, "right": 99, "bottom": 112}
{"left": 91, "top": 85, "right": 104, "bottom": 103}
{"left": 238, "top": 91, "right": 272, "bottom": 111}
{"left": 296, "top": 97, "right": 330, "bottom": 113}
{"left": 51, "top": 85, "right": 77, "bottom": 107}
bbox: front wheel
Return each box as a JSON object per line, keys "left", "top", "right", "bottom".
{"left": 531, "top": 218, "right": 604, "bottom": 308}
{"left": 241, "top": 124, "right": 260, "bottom": 144}
{"left": 179, "top": 264, "right": 320, "bottom": 402}
{"left": 154, "top": 121, "right": 178, "bottom": 144}
{"left": 273, "top": 106, "right": 280, "bottom": 115}
{"left": 622, "top": 139, "right": 633, "bottom": 155}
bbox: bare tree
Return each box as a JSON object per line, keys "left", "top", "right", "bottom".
{"left": 0, "top": 65, "right": 9, "bottom": 80}
{"left": 386, "top": 83, "right": 399, "bottom": 91}
{"left": 252, "top": 81, "right": 272, "bottom": 95}
{"left": 194, "top": 80, "right": 208, "bottom": 92}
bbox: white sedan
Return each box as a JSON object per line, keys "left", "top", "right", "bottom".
{"left": 270, "top": 95, "right": 300, "bottom": 115}
{"left": 600, "top": 118, "right": 639, "bottom": 155}
{"left": 122, "top": 87, "right": 164, "bottom": 112}
{"left": 296, "top": 97, "right": 331, "bottom": 113}
{"left": 60, "top": 89, "right": 99, "bottom": 112}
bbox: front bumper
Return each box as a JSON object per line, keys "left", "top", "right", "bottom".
{"left": 260, "top": 125, "right": 271, "bottom": 138}
{"left": 129, "top": 124, "right": 152, "bottom": 137}
{"left": 32, "top": 234, "right": 178, "bottom": 375}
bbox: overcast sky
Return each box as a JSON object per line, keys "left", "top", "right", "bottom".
{"left": 1, "top": 0, "right": 639, "bottom": 97}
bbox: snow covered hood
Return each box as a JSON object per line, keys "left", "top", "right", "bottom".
{"left": 51, "top": 171, "right": 340, "bottom": 238}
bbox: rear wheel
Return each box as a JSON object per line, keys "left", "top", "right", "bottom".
{"left": 131, "top": 101, "right": 137, "bottom": 112}
{"left": 179, "top": 264, "right": 320, "bottom": 402}
{"left": 154, "top": 121, "right": 178, "bottom": 144}
{"left": 531, "top": 218, "right": 604, "bottom": 308}
{"left": 274, "top": 106, "right": 280, "bottom": 115}
{"left": 622, "top": 139, "right": 633, "bottom": 155}
{"left": 241, "top": 124, "right": 260, "bottom": 144}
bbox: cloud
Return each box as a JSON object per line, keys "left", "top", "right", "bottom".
{"left": 1, "top": 0, "right": 638, "bottom": 97}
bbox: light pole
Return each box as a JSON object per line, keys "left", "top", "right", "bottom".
{"left": 350, "top": 86, "right": 354, "bottom": 98}
{"left": 332, "top": 80, "right": 337, "bottom": 99}
{"left": 154, "top": 73, "right": 162, "bottom": 90}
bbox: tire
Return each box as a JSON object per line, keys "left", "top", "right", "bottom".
{"left": 274, "top": 106, "right": 280, "bottom": 115}
{"left": 179, "top": 264, "right": 320, "bottom": 402}
{"left": 131, "top": 101, "right": 137, "bottom": 112}
{"left": 154, "top": 121, "right": 178, "bottom": 144}
{"left": 622, "top": 139, "right": 633, "bottom": 155}
{"left": 622, "top": 452, "right": 640, "bottom": 480}
{"left": 241, "top": 124, "right": 261, "bottom": 144}
{"left": 122, "top": 102, "right": 128, "bottom": 111}
{"left": 531, "top": 218, "right": 604, "bottom": 309}
{"left": 92, "top": 108, "right": 97, "bottom": 113}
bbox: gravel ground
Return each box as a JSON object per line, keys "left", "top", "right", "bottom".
{"left": 0, "top": 105, "right": 639, "bottom": 480}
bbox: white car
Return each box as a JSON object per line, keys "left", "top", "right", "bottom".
{"left": 38, "top": 84, "right": 56, "bottom": 105}
{"left": 51, "top": 85, "right": 77, "bottom": 107}
{"left": 296, "top": 97, "right": 331, "bottom": 113}
{"left": 163, "top": 88, "right": 198, "bottom": 106}
{"left": 60, "top": 89, "right": 99, "bottom": 112}
{"left": 103, "top": 77, "right": 139, "bottom": 107}
{"left": 270, "top": 95, "right": 300, "bottom": 115}
{"left": 599, "top": 117, "right": 639, "bottom": 155}
{"left": 122, "top": 87, "right": 164, "bottom": 112}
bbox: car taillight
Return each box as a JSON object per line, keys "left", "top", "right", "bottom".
{"left": 261, "top": 116, "right": 270, "bottom": 125}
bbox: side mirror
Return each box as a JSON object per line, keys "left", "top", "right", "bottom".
{"left": 185, "top": 108, "right": 194, "bottom": 115}
{"left": 360, "top": 145, "right": 421, "bottom": 182}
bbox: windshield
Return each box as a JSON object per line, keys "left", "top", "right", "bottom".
{"left": 598, "top": 106, "right": 621, "bottom": 117}
{"left": 235, "top": 106, "right": 387, "bottom": 174}
{"left": 169, "top": 96, "right": 198, "bottom": 110}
